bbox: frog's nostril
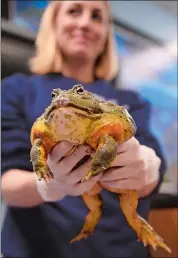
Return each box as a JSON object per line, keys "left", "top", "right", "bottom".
{"left": 57, "top": 97, "right": 69, "bottom": 107}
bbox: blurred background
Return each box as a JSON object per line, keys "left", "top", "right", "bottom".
{"left": 1, "top": 1, "right": 177, "bottom": 257}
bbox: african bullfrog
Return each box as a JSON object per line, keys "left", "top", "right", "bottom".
{"left": 30, "top": 85, "right": 171, "bottom": 253}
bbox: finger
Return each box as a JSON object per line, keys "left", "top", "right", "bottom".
{"left": 111, "top": 149, "right": 141, "bottom": 167}
{"left": 68, "top": 158, "right": 92, "bottom": 184}
{"left": 101, "top": 178, "right": 142, "bottom": 190}
{"left": 117, "top": 137, "right": 140, "bottom": 153}
{"left": 100, "top": 166, "right": 137, "bottom": 182}
{"left": 72, "top": 174, "right": 101, "bottom": 196}
{"left": 48, "top": 141, "right": 75, "bottom": 164}
{"left": 54, "top": 145, "right": 91, "bottom": 178}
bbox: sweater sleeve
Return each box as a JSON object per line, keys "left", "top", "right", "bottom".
{"left": 129, "top": 93, "right": 167, "bottom": 197}
{"left": 1, "top": 74, "right": 33, "bottom": 175}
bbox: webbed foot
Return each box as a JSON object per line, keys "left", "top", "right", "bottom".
{"left": 136, "top": 215, "right": 171, "bottom": 253}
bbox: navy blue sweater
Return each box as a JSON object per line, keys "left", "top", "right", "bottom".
{"left": 1, "top": 73, "right": 166, "bottom": 258}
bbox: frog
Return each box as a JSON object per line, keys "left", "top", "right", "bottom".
{"left": 30, "top": 84, "right": 171, "bottom": 253}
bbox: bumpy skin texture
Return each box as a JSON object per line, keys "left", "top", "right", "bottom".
{"left": 30, "top": 85, "right": 171, "bottom": 253}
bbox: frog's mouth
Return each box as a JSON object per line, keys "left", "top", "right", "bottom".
{"left": 69, "top": 103, "right": 103, "bottom": 114}
{"left": 45, "top": 102, "right": 103, "bottom": 119}
{"left": 44, "top": 105, "right": 58, "bottom": 119}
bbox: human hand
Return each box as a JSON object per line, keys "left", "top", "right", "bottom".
{"left": 36, "top": 141, "right": 101, "bottom": 202}
{"left": 100, "top": 137, "right": 161, "bottom": 196}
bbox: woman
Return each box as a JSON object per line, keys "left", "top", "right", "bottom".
{"left": 1, "top": 1, "right": 166, "bottom": 258}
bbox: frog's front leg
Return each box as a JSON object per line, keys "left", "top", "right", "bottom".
{"left": 30, "top": 138, "right": 54, "bottom": 183}
{"left": 81, "top": 134, "right": 117, "bottom": 182}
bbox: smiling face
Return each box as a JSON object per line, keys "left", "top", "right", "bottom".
{"left": 55, "top": 1, "right": 110, "bottom": 64}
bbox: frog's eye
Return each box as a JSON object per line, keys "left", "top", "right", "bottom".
{"left": 76, "top": 86, "right": 84, "bottom": 95}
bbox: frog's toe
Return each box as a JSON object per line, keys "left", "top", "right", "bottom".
{"left": 37, "top": 169, "right": 54, "bottom": 183}
{"left": 81, "top": 172, "right": 92, "bottom": 182}
{"left": 36, "top": 171, "right": 43, "bottom": 181}
{"left": 81, "top": 170, "right": 98, "bottom": 182}
{"left": 137, "top": 215, "right": 171, "bottom": 253}
{"left": 70, "top": 230, "right": 91, "bottom": 243}
{"left": 45, "top": 170, "right": 54, "bottom": 183}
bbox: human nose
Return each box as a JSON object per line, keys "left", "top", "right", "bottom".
{"left": 78, "top": 12, "right": 91, "bottom": 30}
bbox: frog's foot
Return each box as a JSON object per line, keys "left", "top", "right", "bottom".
{"left": 36, "top": 168, "right": 54, "bottom": 183}
{"left": 30, "top": 139, "right": 54, "bottom": 183}
{"left": 117, "top": 190, "right": 171, "bottom": 253}
{"left": 70, "top": 193, "right": 102, "bottom": 243}
{"left": 81, "top": 135, "right": 117, "bottom": 182}
{"left": 136, "top": 215, "right": 171, "bottom": 253}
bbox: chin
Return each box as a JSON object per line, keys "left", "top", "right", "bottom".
{"left": 72, "top": 50, "right": 92, "bottom": 61}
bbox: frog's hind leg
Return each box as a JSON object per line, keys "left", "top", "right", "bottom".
{"left": 104, "top": 188, "right": 171, "bottom": 253}
{"left": 119, "top": 190, "right": 171, "bottom": 253}
{"left": 30, "top": 138, "right": 54, "bottom": 183}
{"left": 81, "top": 134, "right": 118, "bottom": 182}
{"left": 70, "top": 185, "right": 102, "bottom": 243}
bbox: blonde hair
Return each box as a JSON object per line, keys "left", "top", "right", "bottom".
{"left": 29, "top": 1, "right": 119, "bottom": 81}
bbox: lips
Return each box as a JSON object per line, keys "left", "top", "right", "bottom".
{"left": 73, "top": 37, "right": 90, "bottom": 46}
{"left": 72, "top": 32, "right": 92, "bottom": 44}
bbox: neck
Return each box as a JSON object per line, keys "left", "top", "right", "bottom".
{"left": 61, "top": 59, "right": 95, "bottom": 84}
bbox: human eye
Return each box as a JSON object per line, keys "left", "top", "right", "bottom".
{"left": 92, "top": 10, "right": 103, "bottom": 22}
{"left": 67, "top": 5, "right": 81, "bottom": 16}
